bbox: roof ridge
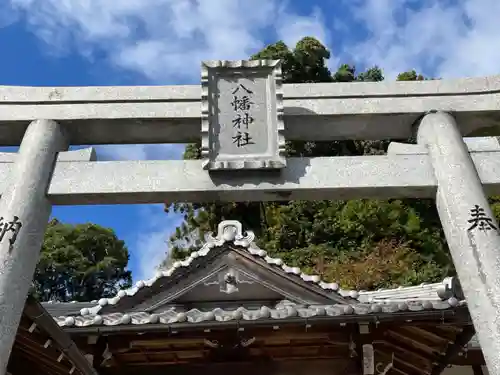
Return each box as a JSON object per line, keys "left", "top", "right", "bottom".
{"left": 81, "top": 220, "right": 358, "bottom": 317}
{"left": 356, "top": 277, "right": 464, "bottom": 303}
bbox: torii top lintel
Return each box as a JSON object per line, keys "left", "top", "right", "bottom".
{"left": 0, "top": 72, "right": 500, "bottom": 146}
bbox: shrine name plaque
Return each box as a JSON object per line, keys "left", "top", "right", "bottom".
{"left": 201, "top": 60, "right": 286, "bottom": 171}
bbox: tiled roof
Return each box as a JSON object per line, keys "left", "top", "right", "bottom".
{"left": 45, "top": 221, "right": 467, "bottom": 329}
{"left": 82, "top": 220, "right": 358, "bottom": 316}
{"left": 55, "top": 298, "right": 464, "bottom": 328}
{"left": 356, "top": 276, "right": 464, "bottom": 303}
{"left": 48, "top": 278, "right": 466, "bottom": 328}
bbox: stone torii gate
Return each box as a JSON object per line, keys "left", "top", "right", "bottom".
{"left": 1, "top": 60, "right": 500, "bottom": 375}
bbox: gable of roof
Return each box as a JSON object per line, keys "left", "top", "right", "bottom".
{"left": 44, "top": 221, "right": 467, "bottom": 330}
{"left": 78, "top": 220, "right": 356, "bottom": 317}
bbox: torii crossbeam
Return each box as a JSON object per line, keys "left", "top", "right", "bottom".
{"left": 1, "top": 68, "right": 500, "bottom": 375}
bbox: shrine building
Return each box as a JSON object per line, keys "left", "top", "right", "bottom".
{"left": 7, "top": 221, "right": 486, "bottom": 375}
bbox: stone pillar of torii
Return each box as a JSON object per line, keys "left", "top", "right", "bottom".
{"left": 1, "top": 60, "right": 500, "bottom": 374}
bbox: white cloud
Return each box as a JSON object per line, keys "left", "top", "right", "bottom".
{"left": 8, "top": 0, "right": 500, "bottom": 278}
{"left": 130, "top": 205, "right": 184, "bottom": 281}
{"left": 8, "top": 0, "right": 500, "bottom": 109}
{"left": 0, "top": 2, "right": 19, "bottom": 27}
{"left": 275, "top": 5, "right": 329, "bottom": 47}
{"left": 4, "top": 0, "right": 332, "bottom": 277}
{"left": 346, "top": 0, "right": 500, "bottom": 79}
{"left": 8, "top": 0, "right": 331, "bottom": 82}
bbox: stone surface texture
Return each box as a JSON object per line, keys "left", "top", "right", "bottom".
{"left": 201, "top": 60, "right": 286, "bottom": 170}
{"left": 1, "top": 76, "right": 499, "bottom": 373}
{"left": 0, "top": 142, "right": 499, "bottom": 204}
{"left": 0, "top": 119, "right": 68, "bottom": 375}
{"left": 417, "top": 111, "right": 500, "bottom": 375}
{"left": 1, "top": 75, "right": 500, "bottom": 145}
{"left": 0, "top": 147, "right": 96, "bottom": 163}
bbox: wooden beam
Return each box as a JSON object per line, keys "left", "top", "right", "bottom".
{"left": 99, "top": 358, "right": 353, "bottom": 375}
{"left": 370, "top": 323, "right": 470, "bottom": 375}
{"left": 115, "top": 349, "right": 208, "bottom": 362}
{"left": 431, "top": 325, "right": 476, "bottom": 375}
{"left": 384, "top": 329, "right": 446, "bottom": 356}
{"left": 378, "top": 340, "right": 433, "bottom": 374}
{"left": 398, "top": 326, "right": 451, "bottom": 347}
{"left": 104, "top": 327, "right": 350, "bottom": 350}
{"left": 8, "top": 350, "right": 64, "bottom": 375}
{"left": 450, "top": 350, "right": 485, "bottom": 366}
{"left": 22, "top": 296, "right": 99, "bottom": 375}
{"left": 353, "top": 323, "right": 374, "bottom": 375}
{"left": 16, "top": 332, "right": 70, "bottom": 367}
{"left": 13, "top": 344, "right": 68, "bottom": 375}
{"left": 383, "top": 333, "right": 441, "bottom": 363}
{"left": 92, "top": 336, "right": 107, "bottom": 370}
{"left": 374, "top": 349, "right": 420, "bottom": 375}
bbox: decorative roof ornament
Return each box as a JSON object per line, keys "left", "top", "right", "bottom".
{"left": 220, "top": 269, "right": 242, "bottom": 294}
{"left": 437, "top": 276, "right": 465, "bottom": 301}
{"left": 205, "top": 220, "right": 255, "bottom": 248}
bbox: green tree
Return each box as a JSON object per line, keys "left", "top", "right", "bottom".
{"left": 32, "top": 219, "right": 132, "bottom": 302}
{"left": 162, "top": 37, "right": 466, "bottom": 289}
{"left": 397, "top": 70, "right": 425, "bottom": 81}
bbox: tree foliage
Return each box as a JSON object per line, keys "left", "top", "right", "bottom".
{"left": 163, "top": 37, "right": 499, "bottom": 290}
{"left": 32, "top": 219, "right": 132, "bottom": 302}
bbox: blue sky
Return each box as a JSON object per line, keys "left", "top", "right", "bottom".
{"left": 0, "top": 0, "right": 498, "bottom": 282}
